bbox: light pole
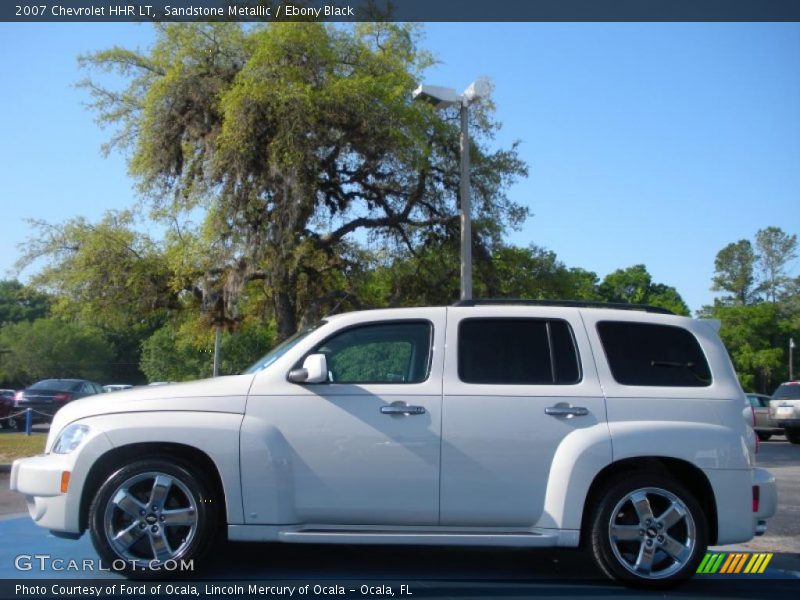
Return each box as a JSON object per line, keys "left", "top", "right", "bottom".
{"left": 413, "top": 80, "right": 490, "bottom": 302}
{"left": 791, "top": 337, "right": 795, "bottom": 381}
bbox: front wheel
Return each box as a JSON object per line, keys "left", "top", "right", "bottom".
{"left": 587, "top": 473, "right": 708, "bottom": 588}
{"left": 757, "top": 432, "right": 772, "bottom": 442}
{"left": 89, "top": 458, "right": 218, "bottom": 577}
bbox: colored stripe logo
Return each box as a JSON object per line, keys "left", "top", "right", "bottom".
{"left": 696, "top": 552, "right": 773, "bottom": 574}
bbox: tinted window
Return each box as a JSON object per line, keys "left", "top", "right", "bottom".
{"left": 772, "top": 384, "right": 800, "bottom": 400}
{"left": 29, "top": 379, "right": 80, "bottom": 392}
{"left": 747, "top": 395, "right": 768, "bottom": 408}
{"left": 314, "top": 322, "right": 432, "bottom": 384}
{"left": 597, "top": 322, "right": 711, "bottom": 387}
{"left": 458, "top": 319, "right": 581, "bottom": 385}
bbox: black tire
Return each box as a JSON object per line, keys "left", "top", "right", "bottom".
{"left": 89, "top": 457, "right": 218, "bottom": 578}
{"left": 587, "top": 472, "right": 708, "bottom": 589}
{"left": 786, "top": 429, "right": 800, "bottom": 445}
{"left": 12, "top": 417, "right": 24, "bottom": 432}
{"left": 757, "top": 432, "right": 772, "bottom": 442}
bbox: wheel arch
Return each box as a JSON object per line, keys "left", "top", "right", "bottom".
{"left": 79, "top": 442, "right": 228, "bottom": 534}
{"left": 580, "top": 456, "right": 718, "bottom": 546}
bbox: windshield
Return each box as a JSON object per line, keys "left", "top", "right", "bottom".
{"left": 772, "top": 383, "right": 800, "bottom": 401}
{"left": 242, "top": 322, "right": 325, "bottom": 374}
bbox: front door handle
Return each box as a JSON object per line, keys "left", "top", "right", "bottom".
{"left": 545, "top": 404, "right": 589, "bottom": 418}
{"left": 381, "top": 404, "right": 426, "bottom": 416}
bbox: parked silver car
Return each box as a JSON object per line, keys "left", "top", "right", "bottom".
{"left": 746, "top": 393, "right": 782, "bottom": 441}
{"left": 770, "top": 381, "right": 800, "bottom": 444}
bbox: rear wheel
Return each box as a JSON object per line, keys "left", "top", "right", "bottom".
{"left": 757, "top": 432, "right": 772, "bottom": 442}
{"left": 588, "top": 472, "right": 708, "bottom": 589}
{"left": 785, "top": 429, "right": 800, "bottom": 445}
{"left": 89, "top": 458, "right": 218, "bottom": 577}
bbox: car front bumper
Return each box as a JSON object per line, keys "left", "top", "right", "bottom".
{"left": 10, "top": 428, "right": 113, "bottom": 534}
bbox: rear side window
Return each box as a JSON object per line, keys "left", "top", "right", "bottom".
{"left": 597, "top": 321, "right": 711, "bottom": 387}
{"left": 458, "top": 319, "right": 581, "bottom": 385}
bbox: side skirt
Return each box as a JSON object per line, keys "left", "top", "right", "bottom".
{"left": 228, "top": 525, "right": 579, "bottom": 547}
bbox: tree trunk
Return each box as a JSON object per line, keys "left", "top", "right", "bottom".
{"left": 274, "top": 290, "right": 297, "bottom": 341}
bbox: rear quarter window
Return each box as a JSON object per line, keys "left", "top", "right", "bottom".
{"left": 597, "top": 321, "right": 712, "bottom": 387}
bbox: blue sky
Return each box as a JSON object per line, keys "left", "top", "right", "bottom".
{"left": 1, "top": 22, "right": 798, "bottom": 312}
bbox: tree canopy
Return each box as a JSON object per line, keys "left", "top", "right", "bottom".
{"left": 703, "top": 226, "right": 799, "bottom": 392}
{"left": 78, "top": 22, "right": 527, "bottom": 340}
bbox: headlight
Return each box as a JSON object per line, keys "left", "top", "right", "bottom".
{"left": 52, "top": 424, "right": 90, "bottom": 454}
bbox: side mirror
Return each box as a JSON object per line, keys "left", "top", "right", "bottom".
{"left": 288, "top": 354, "right": 328, "bottom": 384}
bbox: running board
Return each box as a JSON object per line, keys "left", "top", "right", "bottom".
{"left": 229, "top": 525, "right": 568, "bottom": 547}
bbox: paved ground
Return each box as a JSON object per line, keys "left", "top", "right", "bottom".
{"left": 0, "top": 434, "right": 797, "bottom": 596}
{"left": 0, "top": 473, "right": 25, "bottom": 515}
{"left": 740, "top": 436, "right": 800, "bottom": 554}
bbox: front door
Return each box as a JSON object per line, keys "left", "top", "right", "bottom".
{"left": 243, "top": 310, "right": 445, "bottom": 526}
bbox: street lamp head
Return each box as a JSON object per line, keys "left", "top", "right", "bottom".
{"left": 462, "top": 77, "right": 491, "bottom": 103}
{"left": 412, "top": 84, "right": 461, "bottom": 109}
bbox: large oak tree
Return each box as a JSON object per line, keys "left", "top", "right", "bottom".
{"left": 77, "top": 23, "right": 527, "bottom": 339}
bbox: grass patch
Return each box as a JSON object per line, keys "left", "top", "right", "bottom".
{"left": 0, "top": 433, "right": 46, "bottom": 463}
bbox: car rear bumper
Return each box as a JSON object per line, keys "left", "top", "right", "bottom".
{"left": 704, "top": 467, "right": 776, "bottom": 545}
{"left": 754, "top": 426, "right": 784, "bottom": 434}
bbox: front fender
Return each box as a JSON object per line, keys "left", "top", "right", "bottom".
{"left": 81, "top": 411, "right": 244, "bottom": 524}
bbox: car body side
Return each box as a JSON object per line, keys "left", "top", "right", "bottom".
{"left": 11, "top": 306, "right": 775, "bottom": 550}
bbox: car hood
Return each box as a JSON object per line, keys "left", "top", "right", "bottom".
{"left": 50, "top": 374, "right": 255, "bottom": 431}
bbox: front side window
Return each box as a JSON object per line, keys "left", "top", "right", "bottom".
{"left": 314, "top": 321, "right": 432, "bottom": 384}
{"left": 597, "top": 321, "right": 712, "bottom": 387}
{"left": 458, "top": 319, "right": 581, "bottom": 385}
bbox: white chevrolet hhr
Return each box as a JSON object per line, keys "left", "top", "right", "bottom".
{"left": 11, "top": 302, "right": 777, "bottom": 587}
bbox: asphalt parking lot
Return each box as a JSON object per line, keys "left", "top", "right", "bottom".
{"left": 0, "top": 434, "right": 798, "bottom": 597}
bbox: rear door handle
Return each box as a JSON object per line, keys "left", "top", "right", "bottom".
{"left": 545, "top": 405, "right": 589, "bottom": 418}
{"left": 381, "top": 404, "right": 426, "bottom": 416}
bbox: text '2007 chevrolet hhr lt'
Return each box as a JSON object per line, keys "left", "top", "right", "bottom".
{"left": 11, "top": 302, "right": 777, "bottom": 588}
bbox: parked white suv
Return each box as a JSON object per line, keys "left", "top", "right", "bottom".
{"left": 11, "top": 302, "right": 777, "bottom": 587}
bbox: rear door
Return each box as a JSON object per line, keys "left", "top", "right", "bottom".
{"left": 440, "top": 307, "right": 608, "bottom": 527}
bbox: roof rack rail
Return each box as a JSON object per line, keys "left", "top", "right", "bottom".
{"left": 452, "top": 298, "right": 674, "bottom": 315}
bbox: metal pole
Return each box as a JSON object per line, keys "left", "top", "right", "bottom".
{"left": 459, "top": 102, "right": 472, "bottom": 302}
{"left": 790, "top": 338, "right": 795, "bottom": 381}
{"left": 25, "top": 408, "right": 32, "bottom": 436}
{"left": 213, "top": 325, "right": 221, "bottom": 378}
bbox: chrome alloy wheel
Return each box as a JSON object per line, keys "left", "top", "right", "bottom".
{"left": 103, "top": 471, "right": 198, "bottom": 566}
{"left": 607, "top": 486, "right": 696, "bottom": 579}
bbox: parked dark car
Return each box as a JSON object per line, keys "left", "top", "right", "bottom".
{"left": 746, "top": 392, "right": 783, "bottom": 441}
{"left": 0, "top": 389, "right": 17, "bottom": 429}
{"left": 13, "top": 379, "right": 104, "bottom": 429}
